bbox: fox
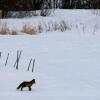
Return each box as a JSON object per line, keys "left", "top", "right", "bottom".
{"left": 17, "top": 79, "right": 36, "bottom": 91}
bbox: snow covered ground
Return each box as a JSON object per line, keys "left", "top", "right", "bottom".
{"left": 0, "top": 10, "right": 100, "bottom": 100}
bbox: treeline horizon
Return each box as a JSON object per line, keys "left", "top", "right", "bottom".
{"left": 0, "top": 0, "right": 100, "bottom": 10}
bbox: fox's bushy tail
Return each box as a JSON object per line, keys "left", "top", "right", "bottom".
{"left": 16, "top": 84, "right": 21, "bottom": 90}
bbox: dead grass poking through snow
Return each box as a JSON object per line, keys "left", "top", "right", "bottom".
{"left": 0, "top": 22, "right": 10, "bottom": 35}
{"left": 0, "top": 22, "right": 17, "bottom": 35}
{"left": 0, "top": 20, "right": 71, "bottom": 35}
{"left": 21, "top": 24, "right": 37, "bottom": 35}
{"left": 10, "top": 30, "right": 17, "bottom": 35}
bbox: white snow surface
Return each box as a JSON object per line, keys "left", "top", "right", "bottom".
{"left": 0, "top": 10, "right": 100, "bottom": 100}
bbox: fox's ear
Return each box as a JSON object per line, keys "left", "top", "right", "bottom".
{"left": 33, "top": 79, "right": 35, "bottom": 81}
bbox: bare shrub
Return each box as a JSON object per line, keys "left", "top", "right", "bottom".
{"left": 40, "top": 9, "right": 51, "bottom": 16}
{"left": 37, "top": 23, "right": 43, "bottom": 33}
{"left": 51, "top": 22, "right": 58, "bottom": 31}
{"left": 0, "top": 22, "right": 10, "bottom": 35}
{"left": 48, "top": 20, "right": 71, "bottom": 32}
{"left": 10, "top": 30, "right": 17, "bottom": 35}
{"left": 37, "top": 20, "right": 71, "bottom": 33}
{"left": 92, "top": 10, "right": 100, "bottom": 16}
{"left": 21, "top": 24, "right": 37, "bottom": 35}
{"left": 45, "top": 23, "right": 51, "bottom": 32}
{"left": 0, "top": 20, "right": 71, "bottom": 35}
{"left": 59, "top": 21, "right": 71, "bottom": 32}
{"left": 40, "top": 1, "right": 51, "bottom": 17}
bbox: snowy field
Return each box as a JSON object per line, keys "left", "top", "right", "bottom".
{"left": 0, "top": 9, "right": 100, "bottom": 34}
{"left": 0, "top": 10, "right": 100, "bottom": 100}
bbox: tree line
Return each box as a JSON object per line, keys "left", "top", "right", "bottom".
{"left": 0, "top": 0, "right": 100, "bottom": 18}
{"left": 19, "top": 0, "right": 100, "bottom": 9}
{"left": 0, "top": 0, "right": 100, "bottom": 10}
{"left": 15, "top": 0, "right": 100, "bottom": 9}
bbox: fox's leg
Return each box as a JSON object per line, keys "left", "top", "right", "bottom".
{"left": 21, "top": 87, "right": 23, "bottom": 91}
{"left": 28, "top": 86, "right": 31, "bottom": 91}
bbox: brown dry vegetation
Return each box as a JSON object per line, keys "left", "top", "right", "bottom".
{"left": 0, "top": 20, "right": 70, "bottom": 35}
{"left": 20, "top": 24, "right": 37, "bottom": 35}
